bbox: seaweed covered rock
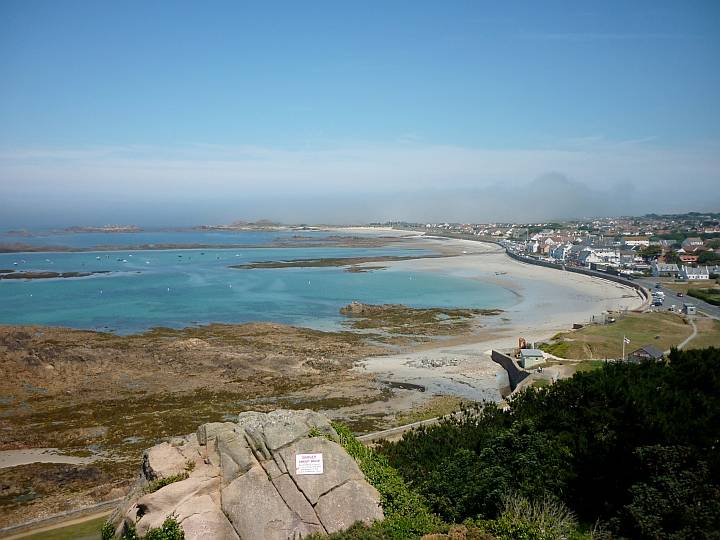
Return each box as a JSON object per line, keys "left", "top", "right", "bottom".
{"left": 107, "top": 409, "right": 383, "bottom": 539}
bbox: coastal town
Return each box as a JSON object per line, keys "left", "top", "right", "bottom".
{"left": 376, "top": 211, "right": 720, "bottom": 285}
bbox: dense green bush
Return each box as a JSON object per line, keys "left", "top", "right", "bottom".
{"left": 143, "top": 516, "right": 185, "bottom": 540}
{"left": 421, "top": 422, "right": 573, "bottom": 522}
{"left": 625, "top": 445, "right": 720, "bottom": 539}
{"left": 469, "top": 494, "right": 579, "bottom": 540}
{"left": 143, "top": 473, "right": 189, "bottom": 494}
{"left": 102, "top": 516, "right": 185, "bottom": 540}
{"left": 688, "top": 287, "right": 720, "bottom": 306}
{"left": 379, "top": 348, "right": 720, "bottom": 539}
{"left": 330, "top": 422, "right": 443, "bottom": 538}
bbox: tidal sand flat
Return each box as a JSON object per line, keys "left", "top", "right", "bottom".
{"left": 356, "top": 237, "right": 645, "bottom": 397}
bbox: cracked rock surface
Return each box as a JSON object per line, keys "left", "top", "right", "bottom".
{"left": 108, "top": 409, "right": 384, "bottom": 539}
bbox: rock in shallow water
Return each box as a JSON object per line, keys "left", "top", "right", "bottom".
{"left": 108, "top": 409, "right": 383, "bottom": 539}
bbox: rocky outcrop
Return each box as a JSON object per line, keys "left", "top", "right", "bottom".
{"left": 108, "top": 409, "right": 383, "bottom": 539}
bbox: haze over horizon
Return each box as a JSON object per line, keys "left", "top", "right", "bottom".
{"left": 1, "top": 1, "right": 719, "bottom": 227}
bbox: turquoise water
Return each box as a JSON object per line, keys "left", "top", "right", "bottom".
{"left": 0, "top": 228, "right": 339, "bottom": 248}
{"left": 0, "top": 232, "right": 517, "bottom": 334}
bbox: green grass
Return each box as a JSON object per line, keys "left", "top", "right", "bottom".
{"left": 16, "top": 515, "right": 107, "bottom": 540}
{"left": 144, "top": 473, "right": 188, "bottom": 494}
{"left": 537, "top": 341, "right": 569, "bottom": 357}
{"left": 685, "top": 318, "right": 720, "bottom": 349}
{"left": 326, "top": 422, "right": 443, "bottom": 537}
{"left": 688, "top": 288, "right": 720, "bottom": 306}
{"left": 572, "top": 360, "right": 606, "bottom": 373}
{"left": 393, "top": 396, "right": 467, "bottom": 426}
{"left": 538, "top": 312, "right": 692, "bottom": 360}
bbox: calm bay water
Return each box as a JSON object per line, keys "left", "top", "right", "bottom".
{"left": 0, "top": 231, "right": 517, "bottom": 334}
{"left": 0, "top": 228, "right": 337, "bottom": 248}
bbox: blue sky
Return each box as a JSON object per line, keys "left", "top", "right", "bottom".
{"left": 1, "top": 1, "right": 719, "bottom": 225}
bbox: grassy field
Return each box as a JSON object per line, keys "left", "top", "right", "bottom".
{"left": 539, "top": 312, "right": 693, "bottom": 360}
{"left": 686, "top": 318, "right": 720, "bottom": 349}
{"left": 657, "top": 278, "right": 719, "bottom": 294}
{"left": 393, "top": 395, "right": 468, "bottom": 425}
{"left": 688, "top": 287, "right": 720, "bottom": 306}
{"left": 10, "top": 515, "right": 106, "bottom": 540}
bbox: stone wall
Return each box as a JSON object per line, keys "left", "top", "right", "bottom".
{"left": 490, "top": 350, "right": 530, "bottom": 391}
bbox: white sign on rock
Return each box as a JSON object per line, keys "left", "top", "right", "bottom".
{"left": 295, "top": 453, "right": 323, "bottom": 475}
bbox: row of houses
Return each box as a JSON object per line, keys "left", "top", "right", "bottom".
{"left": 651, "top": 263, "right": 720, "bottom": 280}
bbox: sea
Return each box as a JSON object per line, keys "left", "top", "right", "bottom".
{"left": 0, "top": 230, "right": 517, "bottom": 334}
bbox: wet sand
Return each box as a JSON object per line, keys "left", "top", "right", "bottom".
{"left": 0, "top": 448, "right": 97, "bottom": 469}
{"left": 356, "top": 236, "right": 645, "bottom": 400}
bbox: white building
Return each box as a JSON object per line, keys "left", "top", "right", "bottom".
{"left": 623, "top": 237, "right": 650, "bottom": 247}
{"left": 519, "top": 349, "right": 545, "bottom": 369}
{"left": 681, "top": 265, "right": 710, "bottom": 280}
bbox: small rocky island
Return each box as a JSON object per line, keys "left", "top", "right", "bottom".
{"left": 105, "top": 410, "right": 383, "bottom": 539}
{"left": 0, "top": 270, "right": 110, "bottom": 280}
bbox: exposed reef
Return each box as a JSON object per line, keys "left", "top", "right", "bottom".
{"left": 339, "top": 302, "right": 503, "bottom": 335}
{"left": 230, "top": 254, "right": 448, "bottom": 271}
{"left": 0, "top": 270, "right": 110, "bottom": 280}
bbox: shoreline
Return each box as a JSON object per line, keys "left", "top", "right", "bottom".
{"left": 353, "top": 236, "right": 645, "bottom": 401}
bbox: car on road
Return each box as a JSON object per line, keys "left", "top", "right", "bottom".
{"left": 677, "top": 292, "right": 684, "bottom": 297}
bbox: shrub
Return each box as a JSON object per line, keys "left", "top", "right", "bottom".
{"left": 624, "top": 445, "right": 720, "bottom": 538}
{"left": 378, "top": 348, "right": 720, "bottom": 538}
{"left": 116, "top": 516, "right": 184, "bottom": 540}
{"left": 144, "top": 473, "right": 189, "bottom": 494}
{"left": 538, "top": 341, "right": 569, "bottom": 358}
{"left": 330, "top": 422, "right": 443, "bottom": 537}
{"left": 101, "top": 521, "right": 116, "bottom": 540}
{"left": 687, "top": 287, "right": 720, "bottom": 306}
{"left": 143, "top": 516, "right": 185, "bottom": 540}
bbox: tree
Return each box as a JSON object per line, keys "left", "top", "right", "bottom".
{"left": 698, "top": 250, "right": 720, "bottom": 264}
{"left": 638, "top": 245, "right": 662, "bottom": 260}
{"left": 625, "top": 446, "right": 720, "bottom": 539}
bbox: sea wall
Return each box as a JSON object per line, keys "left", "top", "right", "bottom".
{"left": 490, "top": 350, "right": 530, "bottom": 391}
{"left": 505, "top": 250, "right": 650, "bottom": 307}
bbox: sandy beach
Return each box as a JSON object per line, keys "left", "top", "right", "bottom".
{"left": 355, "top": 235, "right": 645, "bottom": 401}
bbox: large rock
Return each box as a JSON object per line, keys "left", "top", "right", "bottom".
{"left": 131, "top": 476, "right": 221, "bottom": 535}
{"left": 315, "top": 480, "right": 384, "bottom": 533}
{"left": 222, "top": 465, "right": 323, "bottom": 539}
{"left": 142, "top": 441, "right": 189, "bottom": 480}
{"left": 109, "top": 409, "right": 383, "bottom": 539}
{"left": 278, "top": 437, "right": 365, "bottom": 504}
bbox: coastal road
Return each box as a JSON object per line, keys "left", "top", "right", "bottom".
{"left": 636, "top": 277, "right": 720, "bottom": 320}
